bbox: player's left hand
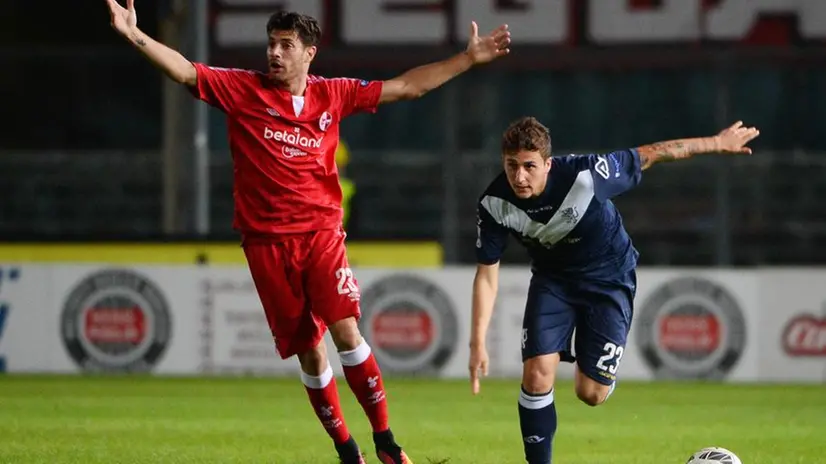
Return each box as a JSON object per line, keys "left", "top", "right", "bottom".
{"left": 466, "top": 22, "right": 511, "bottom": 65}
{"left": 715, "top": 121, "right": 760, "bottom": 154}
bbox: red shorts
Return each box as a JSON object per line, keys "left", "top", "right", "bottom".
{"left": 242, "top": 228, "right": 361, "bottom": 359}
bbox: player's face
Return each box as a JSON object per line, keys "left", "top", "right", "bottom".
{"left": 503, "top": 150, "right": 551, "bottom": 199}
{"left": 267, "top": 30, "right": 317, "bottom": 84}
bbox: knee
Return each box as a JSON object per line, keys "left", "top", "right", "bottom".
{"left": 297, "top": 342, "right": 328, "bottom": 375}
{"left": 332, "top": 317, "right": 373, "bottom": 368}
{"left": 329, "top": 317, "right": 363, "bottom": 352}
{"left": 575, "top": 381, "right": 611, "bottom": 407}
{"left": 523, "top": 369, "right": 552, "bottom": 394}
{"left": 575, "top": 388, "right": 603, "bottom": 407}
{"left": 522, "top": 355, "right": 558, "bottom": 394}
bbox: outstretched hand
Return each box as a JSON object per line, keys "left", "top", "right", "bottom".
{"left": 466, "top": 22, "right": 511, "bottom": 65}
{"left": 106, "top": 0, "right": 138, "bottom": 36}
{"left": 716, "top": 121, "right": 760, "bottom": 154}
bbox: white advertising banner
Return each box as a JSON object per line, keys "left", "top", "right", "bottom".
{"left": 0, "top": 265, "right": 54, "bottom": 373}
{"left": 756, "top": 269, "right": 826, "bottom": 383}
{"left": 0, "top": 262, "right": 822, "bottom": 383}
{"left": 0, "top": 264, "right": 201, "bottom": 375}
{"left": 196, "top": 266, "right": 764, "bottom": 382}
{"left": 350, "top": 269, "right": 472, "bottom": 378}
{"left": 199, "top": 266, "right": 343, "bottom": 375}
{"left": 630, "top": 269, "right": 760, "bottom": 383}
{"left": 198, "top": 268, "right": 477, "bottom": 378}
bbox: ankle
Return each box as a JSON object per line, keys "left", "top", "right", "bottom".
{"left": 373, "top": 429, "right": 398, "bottom": 447}
{"left": 335, "top": 435, "right": 361, "bottom": 458}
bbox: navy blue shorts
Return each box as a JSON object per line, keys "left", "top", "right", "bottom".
{"left": 521, "top": 270, "right": 636, "bottom": 385}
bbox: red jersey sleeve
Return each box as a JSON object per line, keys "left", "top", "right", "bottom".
{"left": 331, "top": 78, "right": 384, "bottom": 118}
{"left": 188, "top": 63, "right": 256, "bottom": 114}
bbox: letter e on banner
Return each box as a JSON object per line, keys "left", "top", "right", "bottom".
{"left": 343, "top": 0, "right": 447, "bottom": 44}
{"left": 455, "top": 0, "right": 568, "bottom": 44}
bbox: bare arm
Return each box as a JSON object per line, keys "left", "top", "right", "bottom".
{"left": 380, "top": 22, "right": 511, "bottom": 104}
{"left": 636, "top": 137, "right": 721, "bottom": 170}
{"left": 470, "top": 262, "right": 499, "bottom": 349}
{"left": 380, "top": 52, "right": 474, "bottom": 102}
{"left": 106, "top": 0, "right": 196, "bottom": 85}
{"left": 126, "top": 29, "right": 196, "bottom": 85}
{"left": 636, "top": 121, "right": 760, "bottom": 170}
{"left": 468, "top": 262, "right": 499, "bottom": 394}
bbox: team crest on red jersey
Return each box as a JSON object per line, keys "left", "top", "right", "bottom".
{"left": 319, "top": 111, "right": 333, "bottom": 131}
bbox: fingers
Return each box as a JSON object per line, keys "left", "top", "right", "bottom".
{"left": 469, "top": 367, "right": 479, "bottom": 394}
{"left": 495, "top": 37, "right": 511, "bottom": 53}
{"left": 742, "top": 127, "right": 760, "bottom": 142}
{"left": 491, "top": 24, "right": 509, "bottom": 40}
{"left": 719, "top": 121, "right": 760, "bottom": 155}
{"left": 469, "top": 359, "right": 489, "bottom": 395}
{"left": 734, "top": 126, "right": 760, "bottom": 154}
{"left": 127, "top": 0, "right": 135, "bottom": 11}
{"left": 489, "top": 43, "right": 510, "bottom": 57}
{"left": 470, "top": 21, "right": 479, "bottom": 38}
{"left": 491, "top": 24, "right": 510, "bottom": 48}
{"left": 713, "top": 120, "right": 761, "bottom": 155}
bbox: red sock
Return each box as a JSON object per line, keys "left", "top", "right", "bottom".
{"left": 340, "top": 342, "right": 390, "bottom": 432}
{"left": 301, "top": 365, "right": 351, "bottom": 444}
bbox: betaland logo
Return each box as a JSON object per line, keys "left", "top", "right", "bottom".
{"left": 264, "top": 127, "right": 323, "bottom": 149}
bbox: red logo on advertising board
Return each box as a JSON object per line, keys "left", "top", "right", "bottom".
{"left": 658, "top": 314, "right": 721, "bottom": 354}
{"left": 783, "top": 315, "right": 826, "bottom": 357}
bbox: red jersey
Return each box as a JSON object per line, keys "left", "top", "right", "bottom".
{"left": 188, "top": 63, "right": 383, "bottom": 235}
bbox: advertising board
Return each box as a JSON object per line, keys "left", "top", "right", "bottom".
{"left": 0, "top": 263, "right": 821, "bottom": 383}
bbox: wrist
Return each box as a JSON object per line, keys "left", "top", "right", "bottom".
{"left": 470, "top": 337, "right": 485, "bottom": 348}
{"left": 710, "top": 135, "right": 723, "bottom": 153}
{"left": 127, "top": 28, "right": 144, "bottom": 45}
{"left": 459, "top": 51, "right": 475, "bottom": 69}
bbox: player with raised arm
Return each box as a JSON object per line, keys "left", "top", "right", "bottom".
{"left": 105, "top": 1, "right": 511, "bottom": 463}
{"left": 468, "top": 117, "right": 759, "bottom": 464}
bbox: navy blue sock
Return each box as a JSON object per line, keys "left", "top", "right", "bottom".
{"left": 518, "top": 387, "right": 557, "bottom": 464}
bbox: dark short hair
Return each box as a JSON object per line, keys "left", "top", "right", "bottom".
{"left": 501, "top": 117, "right": 552, "bottom": 159}
{"left": 266, "top": 11, "right": 322, "bottom": 47}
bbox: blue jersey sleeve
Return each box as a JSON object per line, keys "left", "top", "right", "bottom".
{"left": 476, "top": 200, "right": 509, "bottom": 265}
{"left": 584, "top": 149, "right": 642, "bottom": 201}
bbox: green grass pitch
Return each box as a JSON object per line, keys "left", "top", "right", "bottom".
{"left": 0, "top": 375, "right": 823, "bottom": 463}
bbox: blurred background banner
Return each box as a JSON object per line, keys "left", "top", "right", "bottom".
{"left": 2, "top": 0, "right": 826, "bottom": 380}
{"left": 1, "top": 263, "right": 824, "bottom": 383}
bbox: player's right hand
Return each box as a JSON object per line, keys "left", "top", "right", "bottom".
{"left": 469, "top": 344, "right": 490, "bottom": 395}
{"left": 106, "top": 0, "right": 138, "bottom": 36}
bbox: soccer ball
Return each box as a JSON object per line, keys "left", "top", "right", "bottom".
{"left": 686, "top": 447, "right": 742, "bottom": 464}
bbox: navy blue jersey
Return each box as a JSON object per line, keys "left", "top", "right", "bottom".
{"left": 476, "top": 149, "right": 642, "bottom": 279}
